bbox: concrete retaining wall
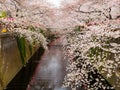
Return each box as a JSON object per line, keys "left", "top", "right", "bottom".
{"left": 0, "top": 33, "right": 38, "bottom": 90}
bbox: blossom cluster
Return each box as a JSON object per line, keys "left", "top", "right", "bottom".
{"left": 0, "top": 19, "right": 48, "bottom": 49}
{"left": 63, "top": 23, "right": 120, "bottom": 89}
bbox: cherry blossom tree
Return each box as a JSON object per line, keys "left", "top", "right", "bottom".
{"left": 0, "top": 0, "right": 57, "bottom": 49}
{"left": 60, "top": 0, "right": 120, "bottom": 89}
{"left": 0, "top": 0, "right": 120, "bottom": 89}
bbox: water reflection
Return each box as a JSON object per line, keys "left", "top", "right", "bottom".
{"left": 27, "top": 45, "right": 69, "bottom": 90}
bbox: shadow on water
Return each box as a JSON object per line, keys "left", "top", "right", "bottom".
{"left": 6, "top": 47, "right": 45, "bottom": 90}
{"left": 27, "top": 45, "right": 70, "bottom": 90}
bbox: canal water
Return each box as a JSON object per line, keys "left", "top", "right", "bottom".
{"left": 27, "top": 37, "right": 71, "bottom": 90}
{"left": 27, "top": 45, "right": 69, "bottom": 90}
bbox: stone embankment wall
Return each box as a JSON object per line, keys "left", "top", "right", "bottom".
{"left": 0, "top": 33, "right": 38, "bottom": 90}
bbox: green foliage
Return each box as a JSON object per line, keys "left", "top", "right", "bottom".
{"left": 28, "top": 44, "right": 32, "bottom": 55}
{"left": 28, "top": 26, "right": 57, "bottom": 43}
{"left": 47, "top": 33, "right": 56, "bottom": 42}
{"left": 38, "top": 28, "right": 45, "bottom": 34}
{"left": 74, "top": 26, "right": 81, "bottom": 32}
{"left": 45, "top": 29, "right": 57, "bottom": 42}
{"left": 29, "top": 26, "right": 35, "bottom": 31}
{"left": 0, "top": 11, "right": 7, "bottom": 18}
{"left": 16, "top": 37, "right": 26, "bottom": 65}
{"left": 88, "top": 47, "right": 109, "bottom": 61}
{"left": 88, "top": 47, "right": 99, "bottom": 58}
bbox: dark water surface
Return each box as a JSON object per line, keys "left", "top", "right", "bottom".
{"left": 27, "top": 45, "right": 69, "bottom": 90}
